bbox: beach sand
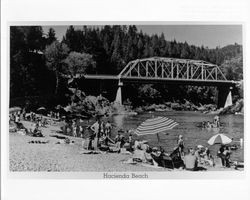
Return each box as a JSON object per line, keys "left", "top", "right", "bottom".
{"left": 9, "top": 121, "right": 241, "bottom": 172}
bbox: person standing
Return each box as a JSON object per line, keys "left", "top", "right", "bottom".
{"left": 14, "top": 113, "right": 20, "bottom": 128}
{"left": 218, "top": 145, "right": 226, "bottom": 167}
{"left": 223, "top": 146, "right": 231, "bottom": 168}
{"left": 72, "top": 120, "right": 76, "bottom": 137}
{"left": 177, "top": 135, "right": 185, "bottom": 157}
{"left": 104, "top": 120, "right": 112, "bottom": 137}
{"left": 91, "top": 118, "right": 102, "bottom": 150}
{"left": 79, "top": 125, "right": 84, "bottom": 138}
{"left": 213, "top": 115, "right": 220, "bottom": 127}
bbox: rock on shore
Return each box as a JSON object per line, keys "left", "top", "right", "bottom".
{"left": 219, "top": 99, "right": 244, "bottom": 115}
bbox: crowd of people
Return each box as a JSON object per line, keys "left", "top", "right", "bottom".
{"left": 9, "top": 109, "right": 49, "bottom": 137}
{"left": 79, "top": 116, "right": 222, "bottom": 170}
{"left": 202, "top": 115, "right": 220, "bottom": 128}
{"left": 9, "top": 108, "right": 234, "bottom": 170}
{"left": 82, "top": 117, "right": 132, "bottom": 152}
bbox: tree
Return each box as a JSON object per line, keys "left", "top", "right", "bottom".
{"left": 159, "top": 33, "right": 167, "bottom": 56}
{"left": 138, "top": 84, "right": 162, "bottom": 104}
{"left": 62, "top": 26, "right": 84, "bottom": 52}
{"left": 63, "top": 51, "right": 96, "bottom": 76}
{"left": 26, "top": 26, "right": 45, "bottom": 51}
{"left": 44, "top": 41, "right": 69, "bottom": 94}
{"left": 151, "top": 34, "right": 160, "bottom": 56}
{"left": 10, "top": 26, "right": 47, "bottom": 98}
{"left": 110, "top": 26, "right": 125, "bottom": 72}
{"left": 46, "top": 28, "right": 57, "bottom": 45}
{"left": 180, "top": 42, "right": 190, "bottom": 59}
{"left": 100, "top": 25, "right": 113, "bottom": 56}
{"left": 124, "top": 25, "right": 138, "bottom": 62}
{"left": 221, "top": 55, "right": 243, "bottom": 80}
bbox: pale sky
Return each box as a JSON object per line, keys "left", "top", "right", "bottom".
{"left": 42, "top": 25, "right": 242, "bottom": 48}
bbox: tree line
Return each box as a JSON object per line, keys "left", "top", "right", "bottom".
{"left": 10, "top": 25, "right": 243, "bottom": 108}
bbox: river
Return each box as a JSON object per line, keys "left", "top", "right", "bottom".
{"left": 109, "top": 111, "right": 244, "bottom": 162}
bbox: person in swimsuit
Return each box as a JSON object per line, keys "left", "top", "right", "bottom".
{"left": 177, "top": 135, "right": 185, "bottom": 157}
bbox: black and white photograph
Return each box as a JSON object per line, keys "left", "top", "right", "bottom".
{"left": 2, "top": 0, "right": 250, "bottom": 200}
{"left": 8, "top": 24, "right": 244, "bottom": 173}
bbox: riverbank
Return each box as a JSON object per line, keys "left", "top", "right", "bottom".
{"left": 134, "top": 99, "right": 244, "bottom": 115}
{"left": 9, "top": 120, "right": 242, "bottom": 172}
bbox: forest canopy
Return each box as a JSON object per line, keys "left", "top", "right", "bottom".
{"left": 10, "top": 25, "right": 243, "bottom": 107}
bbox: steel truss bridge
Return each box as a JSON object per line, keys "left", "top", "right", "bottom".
{"left": 83, "top": 57, "right": 236, "bottom": 107}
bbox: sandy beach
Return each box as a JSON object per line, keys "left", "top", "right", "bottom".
{"left": 9, "top": 121, "right": 241, "bottom": 172}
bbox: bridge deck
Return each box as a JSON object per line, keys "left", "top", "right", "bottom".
{"left": 84, "top": 74, "right": 119, "bottom": 80}
{"left": 84, "top": 74, "right": 235, "bottom": 86}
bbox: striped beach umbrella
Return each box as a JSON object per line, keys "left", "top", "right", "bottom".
{"left": 134, "top": 117, "right": 178, "bottom": 141}
{"left": 207, "top": 134, "right": 232, "bottom": 145}
{"left": 37, "top": 107, "right": 46, "bottom": 111}
{"left": 9, "top": 107, "right": 22, "bottom": 113}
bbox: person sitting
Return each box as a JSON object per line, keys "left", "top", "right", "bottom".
{"left": 127, "top": 134, "right": 134, "bottom": 152}
{"left": 200, "top": 147, "right": 214, "bottom": 166}
{"left": 132, "top": 142, "right": 152, "bottom": 163}
{"left": 206, "top": 121, "right": 212, "bottom": 128}
{"left": 150, "top": 147, "right": 162, "bottom": 165}
{"left": 108, "top": 132, "right": 124, "bottom": 152}
{"left": 140, "top": 142, "right": 149, "bottom": 152}
{"left": 115, "top": 131, "right": 125, "bottom": 146}
{"left": 184, "top": 148, "right": 198, "bottom": 171}
{"left": 195, "top": 146, "right": 203, "bottom": 164}
{"left": 223, "top": 146, "right": 231, "bottom": 168}
{"left": 202, "top": 121, "right": 206, "bottom": 128}
{"left": 115, "top": 133, "right": 121, "bottom": 142}
{"left": 120, "top": 135, "right": 126, "bottom": 148}
{"left": 202, "top": 147, "right": 211, "bottom": 159}
{"left": 32, "top": 124, "right": 43, "bottom": 137}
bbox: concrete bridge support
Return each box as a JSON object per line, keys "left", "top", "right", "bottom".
{"left": 115, "top": 80, "right": 123, "bottom": 104}
{"left": 217, "top": 86, "right": 233, "bottom": 108}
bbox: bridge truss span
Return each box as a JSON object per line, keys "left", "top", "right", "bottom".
{"left": 118, "top": 57, "right": 227, "bottom": 82}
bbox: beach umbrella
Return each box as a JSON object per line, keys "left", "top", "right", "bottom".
{"left": 207, "top": 134, "right": 232, "bottom": 145}
{"left": 37, "top": 107, "right": 46, "bottom": 111}
{"left": 134, "top": 116, "right": 179, "bottom": 142}
{"left": 9, "top": 107, "right": 22, "bottom": 113}
{"left": 36, "top": 107, "right": 47, "bottom": 115}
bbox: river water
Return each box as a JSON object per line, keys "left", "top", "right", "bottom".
{"left": 109, "top": 111, "right": 244, "bottom": 162}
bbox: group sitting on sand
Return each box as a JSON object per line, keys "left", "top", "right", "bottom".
{"left": 202, "top": 115, "right": 220, "bottom": 129}
{"left": 129, "top": 136, "right": 216, "bottom": 170}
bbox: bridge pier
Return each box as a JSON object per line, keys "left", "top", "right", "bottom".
{"left": 115, "top": 80, "right": 123, "bottom": 104}
{"left": 217, "top": 86, "right": 233, "bottom": 108}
